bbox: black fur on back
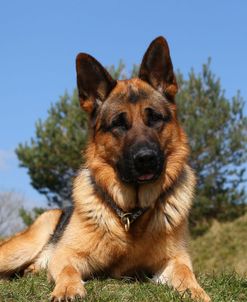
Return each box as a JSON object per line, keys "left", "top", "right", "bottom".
{"left": 49, "top": 206, "right": 74, "bottom": 244}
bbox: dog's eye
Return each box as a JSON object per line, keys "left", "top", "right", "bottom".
{"left": 145, "top": 108, "right": 164, "bottom": 127}
{"left": 110, "top": 112, "right": 129, "bottom": 131}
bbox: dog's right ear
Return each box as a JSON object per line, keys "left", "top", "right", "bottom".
{"left": 139, "top": 36, "right": 178, "bottom": 102}
{"left": 76, "top": 54, "right": 117, "bottom": 114}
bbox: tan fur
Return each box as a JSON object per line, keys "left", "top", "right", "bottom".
{"left": 47, "top": 164, "right": 209, "bottom": 301}
{"left": 0, "top": 209, "right": 61, "bottom": 275}
{"left": 0, "top": 37, "right": 210, "bottom": 302}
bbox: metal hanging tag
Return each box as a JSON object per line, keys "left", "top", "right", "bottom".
{"left": 121, "top": 213, "right": 132, "bottom": 232}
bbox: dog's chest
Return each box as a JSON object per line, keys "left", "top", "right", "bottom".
{"left": 91, "top": 229, "right": 167, "bottom": 277}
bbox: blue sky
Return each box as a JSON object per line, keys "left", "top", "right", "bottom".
{"left": 0, "top": 0, "right": 246, "bottom": 207}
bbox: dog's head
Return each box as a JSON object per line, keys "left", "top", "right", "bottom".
{"left": 76, "top": 37, "right": 189, "bottom": 188}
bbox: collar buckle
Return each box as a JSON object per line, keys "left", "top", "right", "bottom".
{"left": 120, "top": 213, "right": 132, "bottom": 232}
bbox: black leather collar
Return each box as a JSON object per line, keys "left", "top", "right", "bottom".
{"left": 90, "top": 176, "right": 149, "bottom": 231}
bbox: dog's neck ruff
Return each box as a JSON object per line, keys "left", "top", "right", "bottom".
{"left": 73, "top": 166, "right": 195, "bottom": 233}
{"left": 89, "top": 175, "right": 174, "bottom": 232}
{"left": 90, "top": 176, "right": 149, "bottom": 231}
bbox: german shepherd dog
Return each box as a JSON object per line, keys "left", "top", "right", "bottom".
{"left": 0, "top": 37, "right": 210, "bottom": 301}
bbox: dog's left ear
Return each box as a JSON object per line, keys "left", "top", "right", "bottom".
{"left": 139, "top": 36, "right": 178, "bottom": 101}
{"left": 76, "top": 53, "right": 117, "bottom": 114}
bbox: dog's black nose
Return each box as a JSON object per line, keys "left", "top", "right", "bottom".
{"left": 133, "top": 149, "right": 157, "bottom": 172}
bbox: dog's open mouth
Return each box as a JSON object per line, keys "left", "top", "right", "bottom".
{"left": 137, "top": 173, "right": 155, "bottom": 182}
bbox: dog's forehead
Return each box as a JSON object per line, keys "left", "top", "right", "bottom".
{"left": 105, "top": 78, "right": 166, "bottom": 108}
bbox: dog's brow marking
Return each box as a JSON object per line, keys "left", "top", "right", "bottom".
{"left": 128, "top": 89, "right": 139, "bottom": 103}
{"left": 127, "top": 84, "right": 140, "bottom": 104}
{"left": 127, "top": 84, "right": 148, "bottom": 104}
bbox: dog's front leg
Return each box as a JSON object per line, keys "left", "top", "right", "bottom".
{"left": 48, "top": 249, "right": 88, "bottom": 302}
{"left": 153, "top": 253, "right": 211, "bottom": 302}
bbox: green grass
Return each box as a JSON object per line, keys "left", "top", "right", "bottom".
{"left": 191, "top": 213, "right": 247, "bottom": 275}
{"left": 0, "top": 271, "right": 246, "bottom": 302}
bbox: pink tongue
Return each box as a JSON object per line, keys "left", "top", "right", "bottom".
{"left": 138, "top": 174, "right": 154, "bottom": 181}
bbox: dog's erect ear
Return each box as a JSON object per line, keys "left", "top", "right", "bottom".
{"left": 76, "top": 53, "right": 117, "bottom": 114}
{"left": 139, "top": 36, "right": 178, "bottom": 101}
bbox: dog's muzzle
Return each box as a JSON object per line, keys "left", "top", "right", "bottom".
{"left": 117, "top": 142, "right": 164, "bottom": 184}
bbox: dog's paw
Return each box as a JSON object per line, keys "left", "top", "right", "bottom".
{"left": 190, "top": 287, "right": 211, "bottom": 302}
{"left": 23, "top": 263, "right": 38, "bottom": 275}
{"left": 50, "top": 282, "right": 87, "bottom": 302}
